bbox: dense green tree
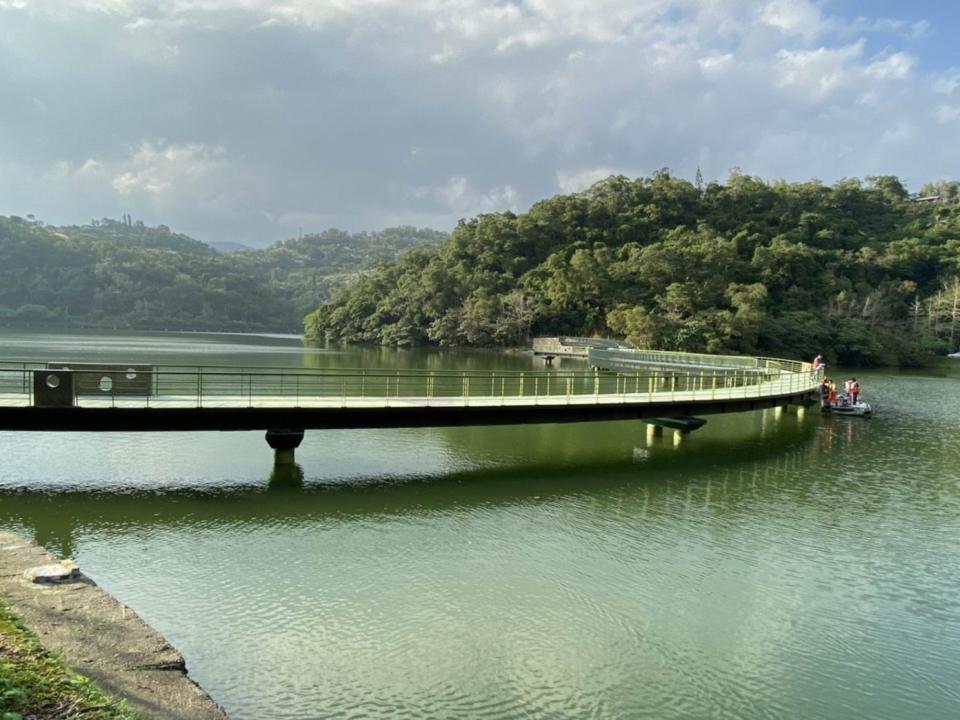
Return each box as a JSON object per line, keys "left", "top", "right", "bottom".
{"left": 308, "top": 173, "right": 960, "bottom": 366}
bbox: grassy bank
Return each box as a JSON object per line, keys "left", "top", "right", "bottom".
{"left": 0, "top": 600, "right": 138, "bottom": 720}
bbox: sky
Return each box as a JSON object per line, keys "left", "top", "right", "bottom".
{"left": 1, "top": 0, "right": 959, "bottom": 246}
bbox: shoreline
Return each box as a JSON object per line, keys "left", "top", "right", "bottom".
{"left": 0, "top": 529, "right": 228, "bottom": 720}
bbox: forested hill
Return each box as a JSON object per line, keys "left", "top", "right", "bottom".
{"left": 0, "top": 216, "right": 445, "bottom": 332}
{"left": 306, "top": 174, "right": 960, "bottom": 366}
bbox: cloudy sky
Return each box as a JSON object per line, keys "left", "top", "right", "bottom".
{"left": 1, "top": 0, "right": 959, "bottom": 245}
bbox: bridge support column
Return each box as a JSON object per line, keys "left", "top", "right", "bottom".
{"left": 265, "top": 428, "right": 305, "bottom": 466}
{"left": 796, "top": 405, "right": 806, "bottom": 420}
{"left": 774, "top": 405, "right": 783, "bottom": 420}
{"left": 646, "top": 417, "right": 707, "bottom": 433}
{"left": 266, "top": 429, "right": 305, "bottom": 489}
{"left": 646, "top": 423, "right": 663, "bottom": 444}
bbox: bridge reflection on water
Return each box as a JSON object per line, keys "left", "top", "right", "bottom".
{"left": 0, "top": 403, "right": 841, "bottom": 559}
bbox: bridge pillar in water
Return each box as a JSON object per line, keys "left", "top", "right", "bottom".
{"left": 646, "top": 417, "right": 707, "bottom": 433}
{"left": 266, "top": 429, "right": 305, "bottom": 488}
{"left": 646, "top": 423, "right": 663, "bottom": 444}
{"left": 265, "top": 429, "right": 305, "bottom": 466}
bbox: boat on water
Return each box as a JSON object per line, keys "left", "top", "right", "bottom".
{"left": 822, "top": 397, "right": 873, "bottom": 417}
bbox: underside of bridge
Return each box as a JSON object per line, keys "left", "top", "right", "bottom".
{"left": 0, "top": 389, "right": 816, "bottom": 433}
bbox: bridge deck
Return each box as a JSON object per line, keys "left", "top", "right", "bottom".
{"left": 0, "top": 379, "right": 807, "bottom": 409}
{"left": 0, "top": 353, "right": 820, "bottom": 431}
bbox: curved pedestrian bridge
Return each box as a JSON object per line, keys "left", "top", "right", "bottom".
{"left": 0, "top": 350, "right": 820, "bottom": 432}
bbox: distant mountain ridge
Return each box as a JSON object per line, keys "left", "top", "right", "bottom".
{"left": 0, "top": 215, "right": 446, "bottom": 332}
{"left": 207, "top": 240, "right": 253, "bottom": 253}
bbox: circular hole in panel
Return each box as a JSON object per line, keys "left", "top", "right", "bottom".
{"left": 45, "top": 374, "right": 61, "bottom": 389}
{"left": 125, "top": 368, "right": 137, "bottom": 380}
{"left": 99, "top": 376, "right": 114, "bottom": 392}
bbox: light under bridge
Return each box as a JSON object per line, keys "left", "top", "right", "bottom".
{"left": 0, "top": 349, "right": 820, "bottom": 472}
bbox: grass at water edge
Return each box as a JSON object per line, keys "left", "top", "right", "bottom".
{"left": 0, "top": 599, "right": 139, "bottom": 720}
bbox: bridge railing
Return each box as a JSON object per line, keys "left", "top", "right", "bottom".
{"left": 532, "top": 337, "right": 633, "bottom": 357}
{"left": 0, "top": 359, "right": 821, "bottom": 409}
{"left": 587, "top": 348, "right": 811, "bottom": 374}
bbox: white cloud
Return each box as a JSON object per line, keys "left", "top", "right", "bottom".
{"left": 934, "top": 71, "right": 960, "bottom": 96}
{"left": 698, "top": 53, "right": 734, "bottom": 75}
{"left": 760, "top": 0, "right": 823, "bottom": 41}
{"left": 430, "top": 43, "right": 456, "bottom": 65}
{"left": 935, "top": 106, "right": 960, "bottom": 125}
{"left": 865, "top": 52, "right": 915, "bottom": 80}
{"left": 77, "top": 158, "right": 102, "bottom": 175}
{"left": 409, "top": 176, "right": 519, "bottom": 214}
{"left": 775, "top": 42, "right": 864, "bottom": 99}
{"left": 111, "top": 142, "right": 225, "bottom": 195}
{"left": 557, "top": 167, "right": 639, "bottom": 194}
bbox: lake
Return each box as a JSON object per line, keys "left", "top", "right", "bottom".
{"left": 0, "top": 330, "right": 958, "bottom": 719}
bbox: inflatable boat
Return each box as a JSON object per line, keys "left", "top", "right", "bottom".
{"left": 822, "top": 400, "right": 872, "bottom": 417}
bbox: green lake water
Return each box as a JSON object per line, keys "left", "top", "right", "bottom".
{"left": 0, "top": 330, "right": 958, "bottom": 719}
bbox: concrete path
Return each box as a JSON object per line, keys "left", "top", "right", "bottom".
{"left": 0, "top": 530, "right": 228, "bottom": 720}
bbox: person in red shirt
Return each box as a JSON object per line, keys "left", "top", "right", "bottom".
{"left": 850, "top": 379, "right": 860, "bottom": 405}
